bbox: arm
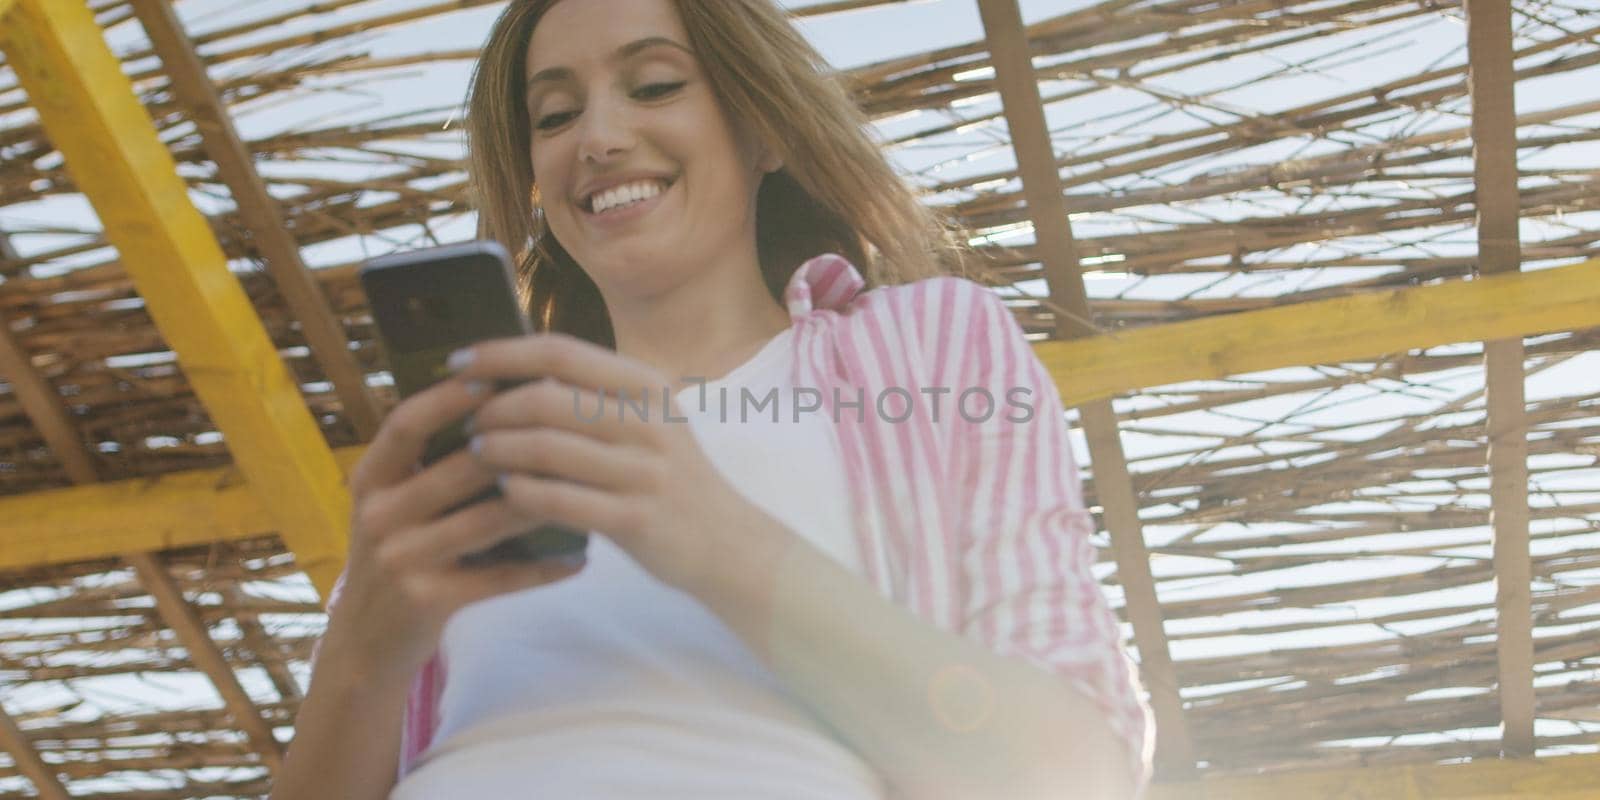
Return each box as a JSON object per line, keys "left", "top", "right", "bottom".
{"left": 270, "top": 573, "right": 407, "bottom": 800}
{"left": 270, "top": 373, "right": 582, "bottom": 799}
{"left": 941, "top": 278, "right": 1152, "bottom": 791}
{"left": 686, "top": 279, "right": 1149, "bottom": 799}
{"left": 694, "top": 514, "right": 1139, "bottom": 799}
{"left": 268, "top": 631, "right": 409, "bottom": 800}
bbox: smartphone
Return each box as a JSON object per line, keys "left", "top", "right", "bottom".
{"left": 359, "top": 240, "right": 589, "bottom": 567}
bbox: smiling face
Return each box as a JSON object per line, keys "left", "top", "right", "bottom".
{"left": 524, "top": 0, "right": 778, "bottom": 298}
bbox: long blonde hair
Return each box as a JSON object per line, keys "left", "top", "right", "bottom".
{"left": 466, "top": 0, "right": 971, "bottom": 347}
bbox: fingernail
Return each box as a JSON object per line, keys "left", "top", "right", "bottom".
{"left": 468, "top": 434, "right": 483, "bottom": 457}
{"left": 464, "top": 380, "right": 488, "bottom": 398}
{"left": 462, "top": 415, "right": 477, "bottom": 437}
{"left": 447, "top": 348, "right": 474, "bottom": 373}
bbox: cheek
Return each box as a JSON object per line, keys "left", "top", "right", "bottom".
{"left": 529, "top": 151, "right": 575, "bottom": 245}
{"left": 669, "top": 95, "right": 748, "bottom": 170}
{"left": 530, "top": 150, "right": 569, "bottom": 213}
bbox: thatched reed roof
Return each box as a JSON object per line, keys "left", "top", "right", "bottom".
{"left": 1, "top": 0, "right": 1598, "bottom": 797}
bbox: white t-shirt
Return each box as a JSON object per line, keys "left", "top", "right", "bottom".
{"left": 390, "top": 328, "right": 885, "bottom": 799}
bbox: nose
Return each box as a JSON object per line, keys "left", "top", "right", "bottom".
{"left": 576, "top": 92, "right": 635, "bottom": 165}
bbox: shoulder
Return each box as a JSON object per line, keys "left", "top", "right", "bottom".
{"left": 852, "top": 274, "right": 1006, "bottom": 320}
{"left": 847, "top": 275, "right": 1016, "bottom": 350}
{"left": 785, "top": 255, "right": 1023, "bottom": 384}
{"left": 846, "top": 275, "right": 1026, "bottom": 385}
{"left": 784, "top": 253, "right": 1004, "bottom": 325}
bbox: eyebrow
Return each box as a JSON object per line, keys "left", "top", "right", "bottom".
{"left": 525, "top": 36, "right": 692, "bottom": 96}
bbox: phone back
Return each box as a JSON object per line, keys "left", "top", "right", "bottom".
{"left": 360, "top": 240, "right": 529, "bottom": 402}
{"left": 358, "top": 241, "right": 588, "bottom": 565}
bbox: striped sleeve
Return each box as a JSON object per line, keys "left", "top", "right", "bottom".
{"left": 398, "top": 654, "right": 445, "bottom": 777}
{"left": 929, "top": 277, "right": 1154, "bottom": 791}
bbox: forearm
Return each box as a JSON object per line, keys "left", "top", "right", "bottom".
{"left": 270, "top": 633, "right": 412, "bottom": 800}
{"left": 688, "top": 515, "right": 1135, "bottom": 800}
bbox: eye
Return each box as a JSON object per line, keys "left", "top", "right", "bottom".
{"left": 534, "top": 109, "right": 578, "bottom": 132}
{"left": 530, "top": 81, "right": 683, "bottom": 131}
{"left": 633, "top": 81, "right": 685, "bottom": 101}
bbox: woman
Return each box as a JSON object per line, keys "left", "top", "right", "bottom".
{"left": 273, "top": 1, "right": 1152, "bottom": 798}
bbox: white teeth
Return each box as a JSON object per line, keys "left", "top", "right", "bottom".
{"left": 590, "top": 180, "right": 667, "bottom": 214}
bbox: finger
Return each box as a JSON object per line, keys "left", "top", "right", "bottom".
{"left": 449, "top": 553, "right": 588, "bottom": 609}
{"left": 351, "top": 376, "right": 490, "bottom": 496}
{"left": 473, "top": 378, "right": 645, "bottom": 446}
{"left": 472, "top": 420, "right": 651, "bottom": 490}
{"left": 386, "top": 495, "right": 556, "bottom": 567}
{"left": 361, "top": 448, "right": 498, "bottom": 536}
{"left": 449, "top": 332, "right": 667, "bottom": 403}
{"left": 497, "top": 472, "right": 636, "bottom": 536}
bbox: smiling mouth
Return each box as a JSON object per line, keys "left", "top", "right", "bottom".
{"left": 583, "top": 178, "right": 675, "bottom": 215}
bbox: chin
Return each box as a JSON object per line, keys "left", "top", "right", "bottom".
{"left": 582, "top": 246, "right": 681, "bottom": 290}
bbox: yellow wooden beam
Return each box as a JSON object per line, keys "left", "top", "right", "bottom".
{"left": 0, "top": 0, "right": 350, "bottom": 597}
{"left": 1149, "top": 753, "right": 1600, "bottom": 800}
{"left": 1, "top": 224, "right": 289, "bottom": 774}
{"left": 1043, "top": 257, "right": 1600, "bottom": 408}
{"left": 0, "top": 447, "right": 365, "bottom": 572}
{"left": 3, "top": 259, "right": 1598, "bottom": 572}
{"left": 129, "top": 0, "right": 384, "bottom": 442}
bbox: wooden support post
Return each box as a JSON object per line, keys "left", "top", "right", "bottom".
{"left": 126, "top": 552, "right": 286, "bottom": 770}
{"left": 0, "top": 0, "right": 351, "bottom": 598}
{"left": 0, "top": 704, "right": 69, "bottom": 800}
{"left": 0, "top": 283, "right": 70, "bottom": 800}
{"left": 0, "top": 229, "right": 284, "bottom": 771}
{"left": 0, "top": 320, "right": 97, "bottom": 489}
{"left": 976, "top": 0, "right": 1195, "bottom": 776}
{"left": 129, "top": 0, "right": 383, "bottom": 442}
{"left": 1466, "top": 0, "right": 1534, "bottom": 758}
{"left": 225, "top": 585, "right": 305, "bottom": 704}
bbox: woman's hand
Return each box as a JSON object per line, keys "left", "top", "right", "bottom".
{"left": 448, "top": 332, "right": 776, "bottom": 595}
{"left": 329, "top": 374, "right": 589, "bottom": 676}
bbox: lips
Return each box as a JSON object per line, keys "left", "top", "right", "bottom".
{"left": 576, "top": 174, "right": 675, "bottom": 212}
{"left": 576, "top": 176, "right": 675, "bottom": 225}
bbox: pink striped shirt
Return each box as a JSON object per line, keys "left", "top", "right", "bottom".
{"left": 326, "top": 252, "right": 1154, "bottom": 793}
